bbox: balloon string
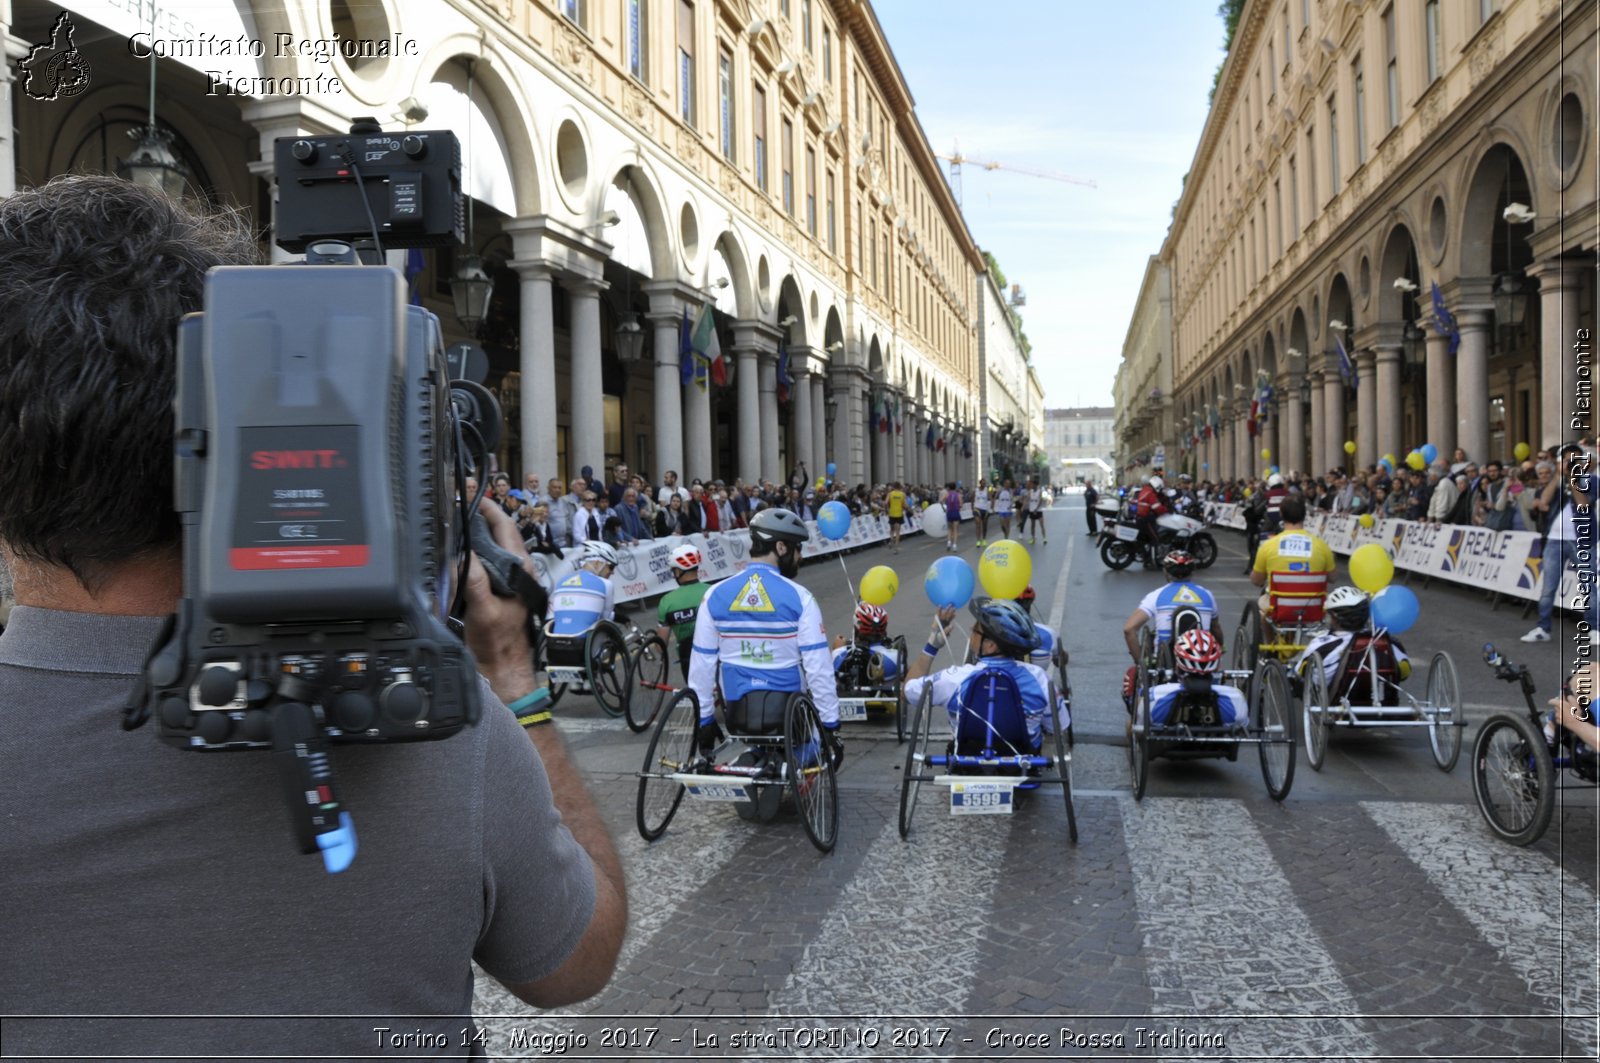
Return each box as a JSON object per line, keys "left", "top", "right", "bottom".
{"left": 837, "top": 555, "right": 857, "bottom": 600}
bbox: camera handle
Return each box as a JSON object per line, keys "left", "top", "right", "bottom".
{"left": 271, "top": 699, "right": 357, "bottom": 874}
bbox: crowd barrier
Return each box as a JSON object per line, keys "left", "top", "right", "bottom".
{"left": 1205, "top": 503, "right": 1583, "bottom": 606}
{"left": 528, "top": 505, "right": 973, "bottom": 604}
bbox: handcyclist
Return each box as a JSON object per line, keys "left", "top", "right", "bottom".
{"left": 1122, "top": 549, "right": 1225, "bottom": 662}
{"left": 831, "top": 602, "right": 902, "bottom": 685}
{"left": 1014, "top": 584, "right": 1069, "bottom": 737}
{"left": 656, "top": 544, "right": 712, "bottom": 681}
{"left": 546, "top": 539, "right": 619, "bottom": 638}
{"left": 1292, "top": 585, "right": 1411, "bottom": 689}
{"left": 1144, "top": 630, "right": 1249, "bottom": 730}
{"left": 687, "top": 508, "right": 843, "bottom": 767}
{"left": 1250, "top": 494, "right": 1336, "bottom": 617}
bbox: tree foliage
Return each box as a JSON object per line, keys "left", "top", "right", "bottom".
{"left": 983, "top": 250, "right": 1032, "bottom": 360}
{"left": 1208, "top": 0, "right": 1246, "bottom": 104}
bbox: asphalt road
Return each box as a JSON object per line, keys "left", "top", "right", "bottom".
{"left": 472, "top": 497, "right": 1599, "bottom": 1062}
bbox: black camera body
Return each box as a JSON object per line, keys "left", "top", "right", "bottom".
{"left": 130, "top": 124, "right": 497, "bottom": 870}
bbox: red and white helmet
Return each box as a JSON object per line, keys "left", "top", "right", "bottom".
{"left": 854, "top": 602, "right": 889, "bottom": 636}
{"left": 669, "top": 544, "right": 702, "bottom": 572}
{"left": 1173, "top": 629, "right": 1222, "bottom": 675}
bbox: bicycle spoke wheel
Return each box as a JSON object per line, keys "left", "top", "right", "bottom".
{"left": 1129, "top": 671, "right": 1151, "bottom": 801}
{"left": 899, "top": 687, "right": 934, "bottom": 839}
{"left": 586, "top": 624, "right": 633, "bottom": 719}
{"left": 1426, "top": 652, "right": 1463, "bottom": 772}
{"left": 1051, "top": 712, "right": 1077, "bottom": 845}
{"left": 1471, "top": 713, "right": 1554, "bottom": 846}
{"left": 627, "top": 634, "right": 672, "bottom": 734}
{"left": 1302, "top": 656, "right": 1330, "bottom": 772}
{"left": 1231, "top": 602, "right": 1261, "bottom": 676}
{"left": 636, "top": 690, "right": 699, "bottom": 841}
{"left": 785, "top": 695, "right": 838, "bottom": 853}
{"left": 1256, "top": 660, "right": 1295, "bottom": 801}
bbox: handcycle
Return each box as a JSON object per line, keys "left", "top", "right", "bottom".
{"left": 1297, "top": 629, "right": 1463, "bottom": 773}
{"left": 537, "top": 617, "right": 635, "bottom": 721}
{"left": 1471, "top": 643, "right": 1599, "bottom": 846}
{"left": 1231, "top": 571, "right": 1330, "bottom": 676}
{"left": 622, "top": 622, "right": 676, "bottom": 734}
{"left": 1128, "top": 627, "right": 1295, "bottom": 801}
{"left": 898, "top": 673, "right": 1077, "bottom": 843}
{"left": 636, "top": 687, "right": 840, "bottom": 853}
{"left": 831, "top": 636, "right": 909, "bottom": 739}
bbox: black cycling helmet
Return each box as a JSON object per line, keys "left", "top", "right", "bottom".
{"left": 1162, "top": 550, "right": 1197, "bottom": 580}
{"left": 968, "top": 597, "right": 1040, "bottom": 657}
{"left": 748, "top": 507, "right": 810, "bottom": 548}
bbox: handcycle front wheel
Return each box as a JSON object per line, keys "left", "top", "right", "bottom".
{"left": 1302, "top": 654, "right": 1331, "bottom": 772}
{"left": 898, "top": 686, "right": 935, "bottom": 840}
{"left": 785, "top": 694, "right": 838, "bottom": 853}
{"left": 636, "top": 690, "right": 699, "bottom": 841}
{"left": 586, "top": 622, "right": 634, "bottom": 719}
{"left": 627, "top": 633, "right": 673, "bottom": 734}
{"left": 1255, "top": 659, "right": 1296, "bottom": 802}
{"left": 1426, "top": 652, "right": 1463, "bottom": 772}
{"left": 1471, "top": 712, "right": 1554, "bottom": 846}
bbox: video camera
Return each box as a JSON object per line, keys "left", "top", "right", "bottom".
{"left": 126, "top": 120, "right": 537, "bottom": 872}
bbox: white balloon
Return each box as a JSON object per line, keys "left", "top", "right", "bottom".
{"left": 921, "top": 505, "right": 948, "bottom": 538}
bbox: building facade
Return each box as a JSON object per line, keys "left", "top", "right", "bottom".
{"left": 1112, "top": 255, "right": 1175, "bottom": 480}
{"left": 976, "top": 268, "right": 1036, "bottom": 483}
{"left": 2, "top": 0, "right": 985, "bottom": 488}
{"left": 1164, "top": 0, "right": 1596, "bottom": 484}
{"left": 1045, "top": 406, "right": 1115, "bottom": 485}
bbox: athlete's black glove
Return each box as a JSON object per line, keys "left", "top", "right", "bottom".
{"left": 822, "top": 724, "right": 845, "bottom": 771}
{"left": 696, "top": 718, "right": 724, "bottom": 756}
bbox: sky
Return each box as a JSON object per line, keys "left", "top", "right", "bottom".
{"left": 873, "top": 1, "right": 1228, "bottom": 411}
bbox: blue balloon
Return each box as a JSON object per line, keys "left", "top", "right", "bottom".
{"left": 1421, "top": 443, "right": 1438, "bottom": 465}
{"left": 826, "top": 462, "right": 837, "bottom": 477}
{"left": 817, "top": 499, "right": 852, "bottom": 540}
{"left": 1202, "top": 463, "right": 1210, "bottom": 471}
{"left": 1371, "top": 585, "right": 1421, "bottom": 635}
{"left": 924, "top": 556, "right": 975, "bottom": 609}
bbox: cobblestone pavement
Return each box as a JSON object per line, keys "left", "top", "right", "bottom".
{"left": 473, "top": 499, "right": 1599, "bottom": 1062}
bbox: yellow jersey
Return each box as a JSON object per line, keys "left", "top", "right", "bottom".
{"left": 887, "top": 490, "right": 906, "bottom": 518}
{"left": 1253, "top": 528, "right": 1336, "bottom": 582}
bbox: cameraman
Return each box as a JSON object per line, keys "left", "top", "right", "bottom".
{"left": 0, "top": 177, "right": 625, "bottom": 1057}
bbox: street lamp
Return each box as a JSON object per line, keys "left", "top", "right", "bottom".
{"left": 1401, "top": 320, "right": 1425, "bottom": 370}
{"left": 118, "top": 7, "right": 190, "bottom": 197}
{"left": 614, "top": 311, "right": 647, "bottom": 363}
{"left": 1493, "top": 272, "right": 1530, "bottom": 336}
{"left": 451, "top": 254, "right": 494, "bottom": 336}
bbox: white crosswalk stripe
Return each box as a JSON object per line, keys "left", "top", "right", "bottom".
{"left": 1119, "top": 797, "right": 1381, "bottom": 1058}
{"left": 1363, "top": 801, "right": 1600, "bottom": 1056}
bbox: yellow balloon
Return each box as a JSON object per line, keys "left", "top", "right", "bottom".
{"left": 1514, "top": 442, "right": 1531, "bottom": 461}
{"left": 978, "top": 539, "right": 1032, "bottom": 600}
{"left": 1406, "top": 451, "right": 1427, "bottom": 471}
{"left": 1383, "top": 453, "right": 1397, "bottom": 466}
{"left": 816, "top": 477, "right": 826, "bottom": 490}
{"left": 860, "top": 565, "right": 899, "bottom": 606}
{"left": 1261, "top": 448, "right": 1272, "bottom": 460}
{"left": 1349, "top": 543, "right": 1395, "bottom": 593}
{"left": 1344, "top": 440, "right": 1357, "bottom": 455}
{"left": 1244, "top": 488, "right": 1254, "bottom": 498}
{"left": 1359, "top": 513, "right": 1375, "bottom": 529}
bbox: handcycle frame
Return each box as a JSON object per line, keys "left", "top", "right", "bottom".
{"left": 635, "top": 688, "right": 840, "bottom": 853}
{"left": 537, "top": 617, "right": 634, "bottom": 720}
{"left": 1296, "top": 629, "right": 1463, "bottom": 773}
{"left": 1471, "top": 643, "right": 1599, "bottom": 846}
{"left": 1129, "top": 627, "right": 1295, "bottom": 802}
{"left": 623, "top": 623, "right": 676, "bottom": 734}
{"left": 832, "top": 635, "right": 909, "bottom": 738}
{"left": 897, "top": 680, "right": 1077, "bottom": 844}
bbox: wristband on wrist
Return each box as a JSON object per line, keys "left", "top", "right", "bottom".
{"left": 507, "top": 687, "right": 552, "bottom": 724}
{"left": 923, "top": 642, "right": 941, "bottom": 658}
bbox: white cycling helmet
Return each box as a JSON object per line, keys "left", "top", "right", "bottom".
{"left": 1267, "top": 473, "right": 1284, "bottom": 487}
{"left": 1149, "top": 475, "right": 1165, "bottom": 489}
{"left": 669, "top": 544, "right": 702, "bottom": 572}
{"left": 580, "top": 540, "right": 619, "bottom": 567}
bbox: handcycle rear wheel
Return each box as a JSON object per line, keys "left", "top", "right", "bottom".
{"left": 1054, "top": 648, "right": 1074, "bottom": 750}
{"left": 1050, "top": 709, "right": 1078, "bottom": 844}
{"left": 1471, "top": 712, "right": 1554, "bottom": 846}
{"left": 898, "top": 687, "right": 935, "bottom": 839}
{"left": 636, "top": 690, "right": 698, "bottom": 841}
{"left": 1232, "top": 602, "right": 1262, "bottom": 677}
{"left": 1426, "top": 652, "right": 1463, "bottom": 772}
{"left": 586, "top": 622, "right": 634, "bottom": 719}
{"left": 1255, "top": 659, "right": 1296, "bottom": 801}
{"left": 1302, "top": 654, "right": 1331, "bottom": 772}
{"left": 1129, "top": 633, "right": 1153, "bottom": 801}
{"left": 627, "top": 633, "right": 672, "bottom": 734}
{"left": 785, "top": 694, "right": 838, "bottom": 853}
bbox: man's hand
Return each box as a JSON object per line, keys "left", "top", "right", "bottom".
{"left": 822, "top": 724, "right": 845, "bottom": 771}
{"left": 465, "top": 498, "right": 540, "bottom": 706}
{"left": 927, "top": 604, "right": 957, "bottom": 648}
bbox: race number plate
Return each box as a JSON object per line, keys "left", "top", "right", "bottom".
{"left": 949, "top": 781, "right": 1015, "bottom": 815}
{"left": 685, "top": 782, "right": 753, "bottom": 802}
{"left": 1114, "top": 523, "right": 1140, "bottom": 542}
{"left": 837, "top": 698, "right": 870, "bottom": 722}
{"left": 547, "top": 667, "right": 586, "bottom": 685}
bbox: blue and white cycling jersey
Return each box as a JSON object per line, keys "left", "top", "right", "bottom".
{"left": 546, "top": 569, "right": 615, "bottom": 637}
{"left": 903, "top": 657, "right": 1057, "bottom": 748}
{"left": 1149, "top": 680, "right": 1248, "bottom": 727}
{"left": 1135, "top": 581, "right": 1219, "bottom": 641}
{"left": 831, "top": 642, "right": 901, "bottom": 682}
{"left": 689, "top": 563, "right": 841, "bottom": 726}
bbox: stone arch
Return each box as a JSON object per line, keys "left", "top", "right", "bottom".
{"left": 1327, "top": 274, "right": 1356, "bottom": 337}
{"left": 1458, "top": 141, "right": 1536, "bottom": 280}
{"left": 601, "top": 163, "right": 674, "bottom": 280}
{"left": 823, "top": 306, "right": 845, "bottom": 359}
{"left": 1376, "top": 224, "right": 1422, "bottom": 325}
{"left": 777, "top": 276, "right": 809, "bottom": 347}
{"left": 1288, "top": 307, "right": 1311, "bottom": 364}
{"left": 707, "top": 231, "right": 756, "bottom": 319}
{"left": 867, "top": 335, "right": 885, "bottom": 386}
{"left": 414, "top": 41, "right": 539, "bottom": 216}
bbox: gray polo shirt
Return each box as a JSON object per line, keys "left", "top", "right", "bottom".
{"left": 0, "top": 606, "right": 595, "bottom": 1058}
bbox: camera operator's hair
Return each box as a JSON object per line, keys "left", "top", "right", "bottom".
{"left": 0, "top": 176, "right": 258, "bottom": 590}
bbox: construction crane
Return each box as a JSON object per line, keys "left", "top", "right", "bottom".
{"left": 936, "top": 147, "right": 1096, "bottom": 207}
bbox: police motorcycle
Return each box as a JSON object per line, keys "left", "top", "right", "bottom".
{"left": 1097, "top": 486, "right": 1218, "bottom": 572}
